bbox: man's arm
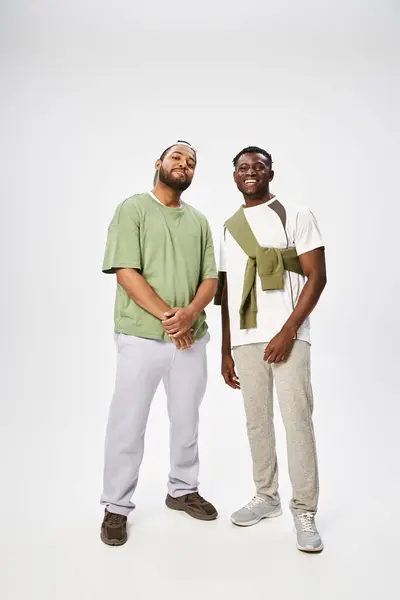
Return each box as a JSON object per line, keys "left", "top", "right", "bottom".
{"left": 264, "top": 247, "right": 327, "bottom": 363}
{"left": 221, "top": 274, "right": 231, "bottom": 356}
{"left": 282, "top": 247, "right": 327, "bottom": 335}
{"left": 116, "top": 268, "right": 172, "bottom": 320}
{"left": 163, "top": 218, "right": 218, "bottom": 337}
{"left": 162, "top": 278, "right": 218, "bottom": 338}
{"left": 221, "top": 275, "right": 240, "bottom": 389}
{"left": 116, "top": 268, "right": 193, "bottom": 349}
{"left": 190, "top": 278, "right": 218, "bottom": 317}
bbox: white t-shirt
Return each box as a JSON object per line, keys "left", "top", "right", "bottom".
{"left": 219, "top": 198, "right": 324, "bottom": 348}
{"left": 148, "top": 191, "right": 182, "bottom": 208}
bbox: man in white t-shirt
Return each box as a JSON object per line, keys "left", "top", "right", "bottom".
{"left": 217, "top": 146, "right": 327, "bottom": 553}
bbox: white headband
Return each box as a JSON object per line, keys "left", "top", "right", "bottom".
{"left": 173, "top": 140, "right": 196, "bottom": 152}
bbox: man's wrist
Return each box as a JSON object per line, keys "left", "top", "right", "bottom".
{"left": 281, "top": 321, "right": 299, "bottom": 337}
{"left": 158, "top": 305, "right": 172, "bottom": 320}
{"left": 187, "top": 302, "right": 200, "bottom": 320}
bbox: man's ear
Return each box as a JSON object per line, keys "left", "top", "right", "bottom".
{"left": 269, "top": 169, "right": 275, "bottom": 182}
{"left": 233, "top": 170, "right": 239, "bottom": 184}
{"left": 155, "top": 159, "right": 161, "bottom": 170}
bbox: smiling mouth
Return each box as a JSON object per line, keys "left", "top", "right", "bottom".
{"left": 243, "top": 179, "right": 258, "bottom": 184}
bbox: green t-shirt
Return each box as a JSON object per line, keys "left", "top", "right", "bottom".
{"left": 102, "top": 192, "right": 217, "bottom": 341}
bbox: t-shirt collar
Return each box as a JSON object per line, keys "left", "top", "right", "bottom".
{"left": 244, "top": 196, "right": 277, "bottom": 210}
{"left": 148, "top": 191, "right": 182, "bottom": 208}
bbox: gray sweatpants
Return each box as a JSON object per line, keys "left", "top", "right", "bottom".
{"left": 101, "top": 332, "right": 209, "bottom": 516}
{"left": 233, "top": 340, "right": 319, "bottom": 515}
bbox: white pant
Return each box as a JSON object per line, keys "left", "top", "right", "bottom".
{"left": 101, "top": 332, "right": 209, "bottom": 516}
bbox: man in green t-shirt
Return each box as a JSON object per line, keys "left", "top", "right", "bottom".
{"left": 100, "top": 141, "right": 219, "bottom": 546}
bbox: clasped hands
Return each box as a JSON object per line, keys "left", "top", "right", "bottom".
{"left": 161, "top": 306, "right": 196, "bottom": 350}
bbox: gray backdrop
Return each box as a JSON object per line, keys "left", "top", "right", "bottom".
{"left": 1, "top": 1, "right": 399, "bottom": 599}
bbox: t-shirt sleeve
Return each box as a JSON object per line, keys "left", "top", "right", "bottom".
{"left": 200, "top": 221, "right": 218, "bottom": 281}
{"left": 102, "top": 200, "right": 142, "bottom": 274}
{"left": 218, "top": 229, "right": 227, "bottom": 273}
{"left": 294, "top": 209, "right": 324, "bottom": 256}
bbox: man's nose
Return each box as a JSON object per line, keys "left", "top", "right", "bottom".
{"left": 245, "top": 166, "right": 256, "bottom": 175}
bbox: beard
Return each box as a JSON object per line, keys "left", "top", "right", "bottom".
{"left": 158, "top": 165, "right": 192, "bottom": 191}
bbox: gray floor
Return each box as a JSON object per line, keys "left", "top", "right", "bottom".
{"left": 1, "top": 340, "right": 398, "bottom": 600}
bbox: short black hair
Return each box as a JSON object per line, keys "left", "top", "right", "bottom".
{"left": 233, "top": 146, "right": 273, "bottom": 168}
{"left": 159, "top": 140, "right": 196, "bottom": 162}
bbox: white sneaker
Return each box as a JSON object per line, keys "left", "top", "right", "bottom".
{"left": 230, "top": 496, "right": 282, "bottom": 527}
{"left": 294, "top": 512, "right": 324, "bottom": 552}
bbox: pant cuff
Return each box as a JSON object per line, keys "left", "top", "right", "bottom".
{"left": 168, "top": 488, "right": 198, "bottom": 498}
{"left": 101, "top": 501, "right": 133, "bottom": 517}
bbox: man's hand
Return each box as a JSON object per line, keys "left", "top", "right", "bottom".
{"left": 162, "top": 307, "right": 196, "bottom": 338}
{"left": 264, "top": 328, "right": 295, "bottom": 364}
{"left": 172, "top": 330, "right": 194, "bottom": 350}
{"left": 221, "top": 354, "right": 240, "bottom": 389}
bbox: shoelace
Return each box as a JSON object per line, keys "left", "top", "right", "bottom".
{"left": 186, "top": 493, "right": 207, "bottom": 505}
{"left": 244, "top": 496, "right": 265, "bottom": 510}
{"left": 107, "top": 512, "right": 125, "bottom": 525}
{"left": 297, "top": 512, "right": 316, "bottom": 533}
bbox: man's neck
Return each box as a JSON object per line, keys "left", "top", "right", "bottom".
{"left": 243, "top": 190, "right": 275, "bottom": 208}
{"left": 152, "top": 182, "right": 182, "bottom": 208}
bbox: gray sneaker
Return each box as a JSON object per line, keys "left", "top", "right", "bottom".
{"left": 294, "top": 512, "right": 324, "bottom": 552}
{"left": 231, "top": 496, "right": 282, "bottom": 527}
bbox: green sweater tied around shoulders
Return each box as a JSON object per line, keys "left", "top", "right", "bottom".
{"left": 224, "top": 205, "right": 304, "bottom": 330}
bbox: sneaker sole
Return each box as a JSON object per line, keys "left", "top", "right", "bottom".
{"left": 296, "top": 542, "right": 324, "bottom": 553}
{"left": 230, "top": 506, "right": 283, "bottom": 527}
{"left": 100, "top": 532, "right": 128, "bottom": 546}
{"left": 165, "top": 497, "right": 218, "bottom": 521}
{"left": 293, "top": 527, "right": 324, "bottom": 553}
